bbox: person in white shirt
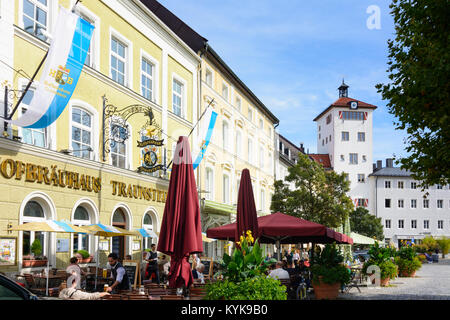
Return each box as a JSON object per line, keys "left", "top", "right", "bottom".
{"left": 268, "top": 261, "right": 290, "bottom": 280}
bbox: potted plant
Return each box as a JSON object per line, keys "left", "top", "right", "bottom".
{"left": 394, "top": 245, "right": 421, "bottom": 277}
{"left": 205, "top": 230, "right": 286, "bottom": 300}
{"left": 310, "top": 244, "right": 351, "bottom": 300}
{"left": 22, "top": 239, "right": 48, "bottom": 268}
{"left": 76, "top": 249, "right": 93, "bottom": 263}
{"left": 362, "top": 242, "right": 398, "bottom": 286}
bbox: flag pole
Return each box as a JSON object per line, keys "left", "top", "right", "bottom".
{"left": 166, "top": 98, "right": 214, "bottom": 170}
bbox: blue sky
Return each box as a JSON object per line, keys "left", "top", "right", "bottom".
{"left": 161, "top": 0, "right": 409, "bottom": 162}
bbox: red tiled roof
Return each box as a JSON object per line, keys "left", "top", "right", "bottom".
{"left": 313, "top": 96, "right": 377, "bottom": 121}
{"left": 308, "top": 154, "right": 332, "bottom": 169}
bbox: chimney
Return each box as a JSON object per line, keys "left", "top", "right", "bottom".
{"left": 377, "top": 160, "right": 382, "bottom": 170}
{"left": 386, "top": 158, "right": 394, "bottom": 168}
{"left": 299, "top": 142, "right": 304, "bottom": 153}
{"left": 373, "top": 163, "right": 377, "bottom": 172}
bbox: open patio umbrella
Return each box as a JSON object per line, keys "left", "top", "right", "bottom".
{"left": 80, "top": 224, "right": 140, "bottom": 289}
{"left": 201, "top": 232, "right": 216, "bottom": 243}
{"left": 235, "top": 169, "right": 259, "bottom": 243}
{"left": 207, "top": 212, "right": 353, "bottom": 259}
{"left": 8, "top": 220, "right": 92, "bottom": 296}
{"left": 157, "top": 136, "right": 203, "bottom": 290}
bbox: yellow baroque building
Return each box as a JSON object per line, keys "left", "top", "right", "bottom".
{"left": 0, "top": 0, "right": 200, "bottom": 273}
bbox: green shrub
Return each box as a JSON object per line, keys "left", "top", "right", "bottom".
{"left": 205, "top": 276, "right": 287, "bottom": 300}
{"left": 363, "top": 242, "right": 398, "bottom": 280}
{"left": 436, "top": 237, "right": 450, "bottom": 258}
{"left": 395, "top": 256, "right": 422, "bottom": 275}
{"left": 417, "top": 254, "right": 426, "bottom": 263}
{"left": 31, "top": 239, "right": 42, "bottom": 257}
{"left": 76, "top": 249, "right": 90, "bottom": 259}
{"left": 310, "top": 243, "right": 351, "bottom": 286}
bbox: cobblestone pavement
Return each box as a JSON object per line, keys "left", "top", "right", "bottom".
{"left": 339, "top": 258, "right": 450, "bottom": 300}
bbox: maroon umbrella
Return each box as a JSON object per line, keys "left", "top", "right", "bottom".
{"left": 157, "top": 136, "right": 203, "bottom": 289}
{"left": 207, "top": 212, "right": 353, "bottom": 245}
{"left": 235, "top": 169, "right": 259, "bottom": 242}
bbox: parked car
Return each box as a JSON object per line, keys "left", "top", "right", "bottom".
{"left": 0, "top": 274, "right": 38, "bottom": 300}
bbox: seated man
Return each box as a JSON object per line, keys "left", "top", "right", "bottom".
{"left": 424, "top": 253, "right": 433, "bottom": 263}
{"left": 268, "top": 261, "right": 290, "bottom": 280}
{"left": 192, "top": 263, "right": 205, "bottom": 284}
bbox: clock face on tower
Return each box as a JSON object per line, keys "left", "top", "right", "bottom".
{"left": 350, "top": 101, "right": 358, "bottom": 109}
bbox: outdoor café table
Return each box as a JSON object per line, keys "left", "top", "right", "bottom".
{"left": 33, "top": 273, "right": 67, "bottom": 288}
{"left": 350, "top": 265, "right": 363, "bottom": 284}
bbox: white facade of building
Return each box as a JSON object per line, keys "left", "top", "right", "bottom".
{"left": 314, "top": 83, "right": 376, "bottom": 211}
{"left": 369, "top": 160, "right": 450, "bottom": 247}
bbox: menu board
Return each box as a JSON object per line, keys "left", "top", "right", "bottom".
{"left": 123, "top": 260, "right": 140, "bottom": 289}
{"left": 0, "top": 238, "right": 16, "bottom": 266}
{"left": 200, "top": 258, "right": 213, "bottom": 277}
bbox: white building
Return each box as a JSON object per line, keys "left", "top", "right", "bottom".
{"left": 369, "top": 158, "right": 450, "bottom": 247}
{"left": 275, "top": 133, "right": 304, "bottom": 190}
{"left": 313, "top": 81, "right": 376, "bottom": 210}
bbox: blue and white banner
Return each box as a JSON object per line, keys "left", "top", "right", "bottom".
{"left": 193, "top": 109, "right": 217, "bottom": 170}
{"left": 9, "top": 7, "right": 94, "bottom": 128}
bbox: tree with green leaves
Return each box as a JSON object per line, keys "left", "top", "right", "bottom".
{"left": 270, "top": 153, "right": 353, "bottom": 228}
{"left": 375, "top": 0, "right": 450, "bottom": 187}
{"left": 349, "top": 207, "right": 384, "bottom": 241}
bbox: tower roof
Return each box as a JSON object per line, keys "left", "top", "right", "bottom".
{"left": 313, "top": 97, "right": 377, "bottom": 121}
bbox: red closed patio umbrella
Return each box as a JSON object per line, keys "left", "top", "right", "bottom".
{"left": 157, "top": 136, "right": 203, "bottom": 289}
{"left": 235, "top": 169, "right": 259, "bottom": 242}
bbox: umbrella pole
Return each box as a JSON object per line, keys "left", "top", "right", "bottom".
{"left": 95, "top": 235, "right": 98, "bottom": 290}
{"left": 276, "top": 239, "right": 281, "bottom": 261}
{"left": 46, "top": 231, "right": 49, "bottom": 296}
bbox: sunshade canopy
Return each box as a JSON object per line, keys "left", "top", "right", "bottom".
{"left": 80, "top": 224, "right": 140, "bottom": 237}
{"left": 9, "top": 220, "right": 90, "bottom": 233}
{"left": 207, "top": 212, "right": 353, "bottom": 244}
{"left": 136, "top": 228, "right": 158, "bottom": 238}
{"left": 235, "top": 168, "right": 259, "bottom": 241}
{"left": 350, "top": 232, "right": 376, "bottom": 245}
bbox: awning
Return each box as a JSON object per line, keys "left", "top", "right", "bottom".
{"left": 202, "top": 200, "right": 235, "bottom": 216}
{"left": 136, "top": 228, "right": 158, "bottom": 238}
{"left": 350, "top": 232, "right": 377, "bottom": 245}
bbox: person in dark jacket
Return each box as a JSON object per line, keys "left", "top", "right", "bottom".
{"left": 106, "top": 253, "right": 130, "bottom": 293}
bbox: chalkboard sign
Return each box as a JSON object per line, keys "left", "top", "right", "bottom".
{"left": 123, "top": 260, "right": 140, "bottom": 289}
{"left": 200, "top": 258, "right": 213, "bottom": 277}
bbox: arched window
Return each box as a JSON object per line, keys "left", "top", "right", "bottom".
{"left": 22, "top": 201, "right": 46, "bottom": 257}
{"left": 72, "top": 206, "right": 92, "bottom": 253}
{"left": 143, "top": 213, "right": 155, "bottom": 250}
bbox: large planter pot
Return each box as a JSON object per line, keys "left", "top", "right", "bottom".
{"left": 371, "top": 277, "right": 391, "bottom": 286}
{"left": 80, "top": 257, "right": 93, "bottom": 264}
{"left": 312, "top": 281, "right": 340, "bottom": 300}
{"left": 400, "top": 270, "right": 416, "bottom": 278}
{"left": 22, "top": 260, "right": 48, "bottom": 268}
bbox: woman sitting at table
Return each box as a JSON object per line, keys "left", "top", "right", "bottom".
{"left": 59, "top": 280, "right": 110, "bottom": 300}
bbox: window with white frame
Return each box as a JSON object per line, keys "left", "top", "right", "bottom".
{"left": 205, "top": 68, "right": 212, "bottom": 87}
{"left": 223, "top": 174, "right": 230, "bottom": 204}
{"left": 438, "top": 220, "right": 444, "bottom": 229}
{"left": 222, "top": 120, "right": 229, "bottom": 151}
{"left": 111, "top": 37, "right": 127, "bottom": 85}
{"left": 437, "top": 199, "right": 443, "bottom": 208}
{"left": 172, "top": 78, "right": 184, "bottom": 117}
{"left": 235, "top": 96, "right": 241, "bottom": 111}
{"left": 411, "top": 199, "right": 417, "bottom": 208}
{"left": 143, "top": 213, "right": 155, "bottom": 249}
{"left": 385, "top": 219, "right": 391, "bottom": 229}
{"left": 110, "top": 124, "right": 128, "bottom": 169}
{"left": 349, "top": 153, "right": 358, "bottom": 164}
{"left": 357, "top": 174, "right": 365, "bottom": 183}
{"left": 222, "top": 82, "right": 229, "bottom": 100}
{"left": 398, "top": 220, "right": 404, "bottom": 229}
{"left": 341, "top": 131, "right": 349, "bottom": 141}
{"left": 20, "top": 87, "right": 47, "bottom": 147}
{"left": 424, "top": 220, "right": 429, "bottom": 229}
{"left": 411, "top": 182, "right": 417, "bottom": 189}
{"left": 260, "top": 189, "right": 265, "bottom": 212}
{"left": 259, "top": 145, "right": 264, "bottom": 169}
{"left": 411, "top": 220, "right": 417, "bottom": 229}
{"left": 76, "top": 12, "right": 94, "bottom": 67}
{"left": 357, "top": 132, "right": 365, "bottom": 142}
{"left": 22, "top": 200, "right": 47, "bottom": 257}
{"left": 247, "top": 108, "right": 253, "bottom": 122}
{"left": 385, "top": 199, "right": 391, "bottom": 208}
{"left": 205, "top": 168, "right": 214, "bottom": 200}
{"left": 141, "top": 57, "right": 154, "bottom": 101}
{"left": 23, "top": 0, "right": 48, "bottom": 41}
{"left": 235, "top": 131, "right": 242, "bottom": 157}
{"left": 259, "top": 119, "right": 263, "bottom": 130}
{"left": 398, "top": 181, "right": 404, "bottom": 189}
{"left": 71, "top": 107, "right": 93, "bottom": 159}
{"left": 248, "top": 138, "right": 253, "bottom": 164}
{"left": 385, "top": 180, "right": 391, "bottom": 188}
{"left": 423, "top": 199, "right": 429, "bottom": 208}
{"left": 72, "top": 206, "right": 91, "bottom": 252}
{"left": 398, "top": 199, "right": 404, "bottom": 208}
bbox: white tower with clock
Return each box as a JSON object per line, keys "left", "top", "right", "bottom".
{"left": 313, "top": 81, "right": 377, "bottom": 212}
